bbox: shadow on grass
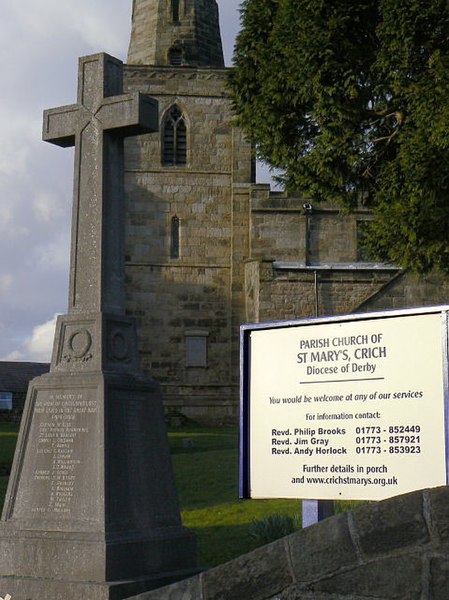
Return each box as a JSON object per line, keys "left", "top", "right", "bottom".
{"left": 0, "top": 422, "right": 365, "bottom": 567}
{"left": 189, "top": 523, "right": 263, "bottom": 568}
{"left": 189, "top": 500, "right": 367, "bottom": 568}
{"left": 0, "top": 477, "right": 8, "bottom": 510}
{"left": 169, "top": 430, "right": 237, "bottom": 455}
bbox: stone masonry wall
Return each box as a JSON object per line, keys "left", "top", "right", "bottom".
{"left": 258, "top": 266, "right": 400, "bottom": 322}
{"left": 123, "top": 66, "right": 249, "bottom": 422}
{"left": 358, "top": 271, "right": 449, "bottom": 314}
{"left": 252, "top": 211, "right": 307, "bottom": 262}
{"left": 309, "top": 212, "right": 358, "bottom": 264}
{"left": 128, "top": 0, "right": 224, "bottom": 67}
{"left": 244, "top": 260, "right": 260, "bottom": 323}
{"left": 250, "top": 189, "right": 372, "bottom": 266}
{"left": 128, "top": 486, "right": 449, "bottom": 600}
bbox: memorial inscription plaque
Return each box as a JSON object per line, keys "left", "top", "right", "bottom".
{"left": 11, "top": 388, "right": 98, "bottom": 523}
{"left": 0, "top": 53, "right": 196, "bottom": 600}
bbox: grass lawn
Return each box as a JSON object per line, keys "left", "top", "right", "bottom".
{"left": 0, "top": 420, "right": 360, "bottom": 568}
{"left": 170, "top": 427, "right": 301, "bottom": 566}
{"left": 0, "top": 421, "right": 20, "bottom": 516}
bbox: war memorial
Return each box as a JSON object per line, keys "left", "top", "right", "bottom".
{"left": 0, "top": 52, "right": 196, "bottom": 599}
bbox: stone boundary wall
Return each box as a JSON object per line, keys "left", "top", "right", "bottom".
{"left": 129, "top": 486, "right": 449, "bottom": 600}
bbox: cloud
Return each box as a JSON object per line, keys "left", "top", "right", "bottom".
{"left": 33, "top": 191, "right": 67, "bottom": 223}
{"left": 25, "top": 314, "right": 58, "bottom": 362}
{"left": 0, "top": 314, "right": 58, "bottom": 363}
{"left": 0, "top": 0, "right": 241, "bottom": 361}
{"left": 2, "top": 1, "right": 131, "bottom": 61}
{"left": 0, "top": 274, "right": 13, "bottom": 294}
{"left": 34, "top": 233, "right": 71, "bottom": 271}
{"left": 0, "top": 202, "right": 13, "bottom": 229}
{"left": 0, "top": 124, "right": 31, "bottom": 176}
{"left": 2, "top": 350, "right": 25, "bottom": 362}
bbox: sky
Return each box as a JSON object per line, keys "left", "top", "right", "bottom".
{"left": 0, "top": 0, "right": 244, "bottom": 362}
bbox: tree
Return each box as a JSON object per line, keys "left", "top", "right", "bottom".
{"left": 229, "top": 0, "right": 449, "bottom": 272}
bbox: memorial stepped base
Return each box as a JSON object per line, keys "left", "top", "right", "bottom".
{"left": 0, "top": 568, "right": 200, "bottom": 600}
{"left": 0, "top": 367, "right": 197, "bottom": 599}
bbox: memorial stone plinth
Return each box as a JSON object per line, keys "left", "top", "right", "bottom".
{"left": 0, "top": 53, "right": 197, "bottom": 600}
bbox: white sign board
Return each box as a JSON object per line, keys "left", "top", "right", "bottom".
{"left": 240, "top": 307, "right": 449, "bottom": 501}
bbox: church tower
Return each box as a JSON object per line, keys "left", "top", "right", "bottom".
{"left": 124, "top": 0, "right": 253, "bottom": 423}
{"left": 128, "top": 0, "right": 224, "bottom": 67}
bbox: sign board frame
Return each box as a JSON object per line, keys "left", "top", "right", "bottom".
{"left": 240, "top": 306, "right": 449, "bottom": 501}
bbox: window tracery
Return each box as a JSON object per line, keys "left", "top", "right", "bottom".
{"left": 162, "top": 105, "right": 187, "bottom": 166}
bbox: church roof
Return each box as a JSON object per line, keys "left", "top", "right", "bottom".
{"left": 0, "top": 362, "right": 49, "bottom": 393}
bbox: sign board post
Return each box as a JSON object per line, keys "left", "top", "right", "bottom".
{"left": 302, "top": 499, "right": 334, "bottom": 527}
{"left": 240, "top": 307, "right": 449, "bottom": 522}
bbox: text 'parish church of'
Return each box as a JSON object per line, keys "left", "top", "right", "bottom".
{"left": 124, "top": 0, "right": 449, "bottom": 423}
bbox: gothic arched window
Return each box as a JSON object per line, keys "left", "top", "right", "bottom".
{"left": 171, "top": 0, "right": 180, "bottom": 23}
{"left": 169, "top": 47, "right": 183, "bottom": 66}
{"left": 162, "top": 106, "right": 187, "bottom": 167}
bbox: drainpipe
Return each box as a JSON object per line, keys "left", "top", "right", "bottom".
{"left": 303, "top": 202, "right": 313, "bottom": 267}
{"left": 303, "top": 203, "right": 317, "bottom": 316}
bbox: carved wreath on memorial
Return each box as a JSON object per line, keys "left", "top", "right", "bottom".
{"left": 63, "top": 329, "right": 93, "bottom": 363}
{"left": 109, "top": 329, "right": 131, "bottom": 363}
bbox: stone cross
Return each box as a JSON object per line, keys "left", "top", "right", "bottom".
{"left": 43, "top": 53, "right": 157, "bottom": 315}
{"left": 0, "top": 53, "right": 196, "bottom": 599}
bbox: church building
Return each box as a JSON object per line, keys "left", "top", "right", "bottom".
{"left": 123, "top": 0, "right": 449, "bottom": 423}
